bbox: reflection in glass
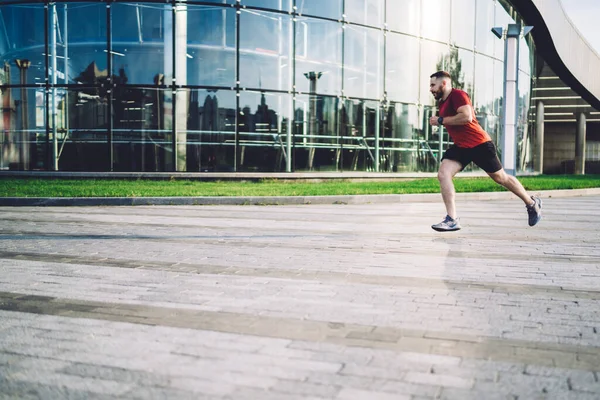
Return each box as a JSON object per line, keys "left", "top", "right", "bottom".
{"left": 386, "top": 33, "right": 419, "bottom": 104}
{"left": 52, "top": 88, "right": 109, "bottom": 171}
{"left": 296, "top": 0, "right": 342, "bottom": 20}
{"left": 51, "top": 3, "right": 108, "bottom": 85}
{"left": 242, "top": 0, "right": 292, "bottom": 11}
{"left": 186, "top": 6, "right": 236, "bottom": 87}
{"left": 474, "top": 55, "right": 495, "bottom": 140}
{"left": 293, "top": 94, "right": 340, "bottom": 171}
{"left": 238, "top": 91, "right": 290, "bottom": 172}
{"left": 240, "top": 10, "right": 291, "bottom": 91}
{"left": 295, "top": 18, "right": 342, "bottom": 95}
{"left": 381, "top": 103, "right": 430, "bottom": 172}
{"left": 456, "top": 48, "right": 475, "bottom": 98}
{"left": 183, "top": 89, "right": 236, "bottom": 172}
{"left": 340, "top": 99, "right": 378, "bottom": 171}
{"left": 420, "top": 0, "right": 450, "bottom": 43}
{"left": 112, "top": 87, "right": 173, "bottom": 171}
{"left": 475, "top": 0, "right": 495, "bottom": 57}
{"left": 344, "top": 25, "right": 382, "bottom": 99}
{"left": 518, "top": 71, "right": 533, "bottom": 172}
{"left": 451, "top": 0, "right": 475, "bottom": 49}
{"left": 111, "top": 3, "right": 172, "bottom": 85}
{"left": 0, "top": 5, "right": 45, "bottom": 85}
{"left": 519, "top": 37, "right": 532, "bottom": 76}
{"left": 386, "top": 0, "right": 419, "bottom": 35}
{"left": 345, "top": 0, "right": 383, "bottom": 27}
{"left": 419, "top": 41, "right": 450, "bottom": 105}
{"left": 494, "top": 2, "right": 515, "bottom": 60}
{"left": 0, "top": 88, "right": 45, "bottom": 170}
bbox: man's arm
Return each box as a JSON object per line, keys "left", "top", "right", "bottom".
{"left": 430, "top": 105, "right": 473, "bottom": 126}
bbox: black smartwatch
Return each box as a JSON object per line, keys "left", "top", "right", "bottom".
{"left": 437, "top": 117, "right": 444, "bottom": 125}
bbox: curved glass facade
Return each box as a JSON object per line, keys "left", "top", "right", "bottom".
{"left": 0, "top": 0, "right": 533, "bottom": 172}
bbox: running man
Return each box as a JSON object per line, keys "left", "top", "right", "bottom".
{"left": 428, "top": 70, "right": 542, "bottom": 232}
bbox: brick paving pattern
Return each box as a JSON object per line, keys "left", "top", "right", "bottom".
{"left": 0, "top": 196, "right": 599, "bottom": 399}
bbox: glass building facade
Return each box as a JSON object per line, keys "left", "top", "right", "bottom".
{"left": 0, "top": 0, "right": 534, "bottom": 173}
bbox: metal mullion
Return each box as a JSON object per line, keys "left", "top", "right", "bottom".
{"left": 171, "top": 1, "right": 177, "bottom": 171}
{"left": 291, "top": 0, "right": 296, "bottom": 172}
{"left": 44, "top": 2, "right": 50, "bottom": 170}
{"left": 107, "top": 1, "right": 113, "bottom": 171}
{"left": 339, "top": 0, "right": 345, "bottom": 171}
{"left": 234, "top": 0, "right": 240, "bottom": 172}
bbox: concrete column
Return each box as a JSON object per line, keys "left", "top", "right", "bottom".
{"left": 575, "top": 112, "right": 586, "bottom": 175}
{"left": 535, "top": 101, "right": 544, "bottom": 173}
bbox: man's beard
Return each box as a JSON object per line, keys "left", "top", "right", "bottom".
{"left": 432, "top": 89, "right": 443, "bottom": 101}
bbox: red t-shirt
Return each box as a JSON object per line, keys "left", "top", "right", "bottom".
{"left": 438, "top": 89, "right": 491, "bottom": 148}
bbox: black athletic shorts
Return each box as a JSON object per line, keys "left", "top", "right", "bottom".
{"left": 441, "top": 141, "right": 503, "bottom": 173}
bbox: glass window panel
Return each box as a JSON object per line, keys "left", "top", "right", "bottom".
{"left": 474, "top": 54, "right": 495, "bottom": 134}
{"left": 420, "top": 0, "right": 450, "bottom": 43}
{"left": 419, "top": 41, "right": 450, "bottom": 105}
{"left": 180, "top": 89, "right": 235, "bottom": 172}
{"left": 55, "top": 88, "right": 109, "bottom": 171}
{"left": 381, "top": 102, "right": 425, "bottom": 172}
{"left": 517, "top": 70, "right": 532, "bottom": 172}
{"left": 475, "top": 0, "right": 495, "bottom": 56}
{"left": 186, "top": 5, "right": 236, "bottom": 87}
{"left": 1, "top": 88, "right": 46, "bottom": 170}
{"left": 49, "top": 3, "right": 108, "bottom": 86}
{"left": 344, "top": 25, "right": 383, "bottom": 99}
{"left": 242, "top": 0, "right": 292, "bottom": 11}
{"left": 451, "top": 0, "right": 475, "bottom": 49}
{"left": 238, "top": 91, "right": 291, "bottom": 172}
{"left": 345, "top": 0, "right": 383, "bottom": 27}
{"left": 493, "top": 59, "right": 503, "bottom": 118}
{"left": 456, "top": 48, "right": 475, "bottom": 98}
{"left": 239, "top": 10, "right": 291, "bottom": 91}
{"left": 519, "top": 37, "right": 532, "bottom": 76}
{"left": 385, "top": 33, "right": 419, "bottom": 104}
{"left": 494, "top": 2, "right": 514, "bottom": 60}
{"left": 296, "top": 0, "right": 342, "bottom": 20}
{"left": 292, "top": 94, "right": 341, "bottom": 171}
{"left": 295, "top": 18, "right": 342, "bottom": 96}
{"left": 112, "top": 87, "right": 173, "bottom": 171}
{"left": 111, "top": 3, "right": 172, "bottom": 85}
{"left": 340, "top": 99, "right": 378, "bottom": 171}
{"left": 386, "top": 0, "right": 419, "bottom": 36}
{"left": 0, "top": 5, "right": 45, "bottom": 85}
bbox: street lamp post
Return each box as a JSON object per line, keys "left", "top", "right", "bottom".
{"left": 492, "top": 24, "right": 533, "bottom": 176}
{"left": 304, "top": 71, "right": 322, "bottom": 170}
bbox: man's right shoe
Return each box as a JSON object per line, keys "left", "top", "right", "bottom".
{"left": 526, "top": 196, "right": 542, "bottom": 226}
{"left": 431, "top": 215, "right": 461, "bottom": 232}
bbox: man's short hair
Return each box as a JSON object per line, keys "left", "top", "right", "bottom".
{"left": 430, "top": 71, "right": 452, "bottom": 80}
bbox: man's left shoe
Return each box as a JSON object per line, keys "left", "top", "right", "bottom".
{"left": 526, "top": 196, "right": 542, "bottom": 226}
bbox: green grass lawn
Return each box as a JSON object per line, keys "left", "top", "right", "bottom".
{"left": 1, "top": 175, "right": 600, "bottom": 198}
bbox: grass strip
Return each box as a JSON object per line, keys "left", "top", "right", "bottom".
{"left": 0, "top": 175, "right": 599, "bottom": 198}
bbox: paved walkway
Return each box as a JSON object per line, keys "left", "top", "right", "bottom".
{"left": 0, "top": 196, "right": 599, "bottom": 399}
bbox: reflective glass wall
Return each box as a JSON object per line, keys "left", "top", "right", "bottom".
{"left": 0, "top": 0, "right": 533, "bottom": 172}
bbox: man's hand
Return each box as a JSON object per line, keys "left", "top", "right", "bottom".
{"left": 430, "top": 115, "right": 441, "bottom": 126}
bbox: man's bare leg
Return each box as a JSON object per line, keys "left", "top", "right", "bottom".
{"left": 437, "top": 159, "right": 463, "bottom": 219}
{"left": 487, "top": 169, "right": 534, "bottom": 205}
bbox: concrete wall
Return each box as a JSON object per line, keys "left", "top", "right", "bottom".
{"left": 543, "top": 121, "right": 600, "bottom": 174}
{"left": 544, "top": 123, "right": 575, "bottom": 174}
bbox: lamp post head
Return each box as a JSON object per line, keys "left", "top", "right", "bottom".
{"left": 491, "top": 27, "right": 504, "bottom": 39}
{"left": 15, "top": 59, "right": 31, "bottom": 69}
{"left": 492, "top": 25, "right": 533, "bottom": 40}
{"left": 303, "top": 71, "right": 323, "bottom": 81}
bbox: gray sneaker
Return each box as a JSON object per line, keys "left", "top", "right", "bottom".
{"left": 526, "top": 196, "right": 542, "bottom": 226}
{"left": 431, "top": 215, "right": 461, "bottom": 232}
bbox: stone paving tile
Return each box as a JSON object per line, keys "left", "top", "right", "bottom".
{"left": 0, "top": 197, "right": 599, "bottom": 398}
